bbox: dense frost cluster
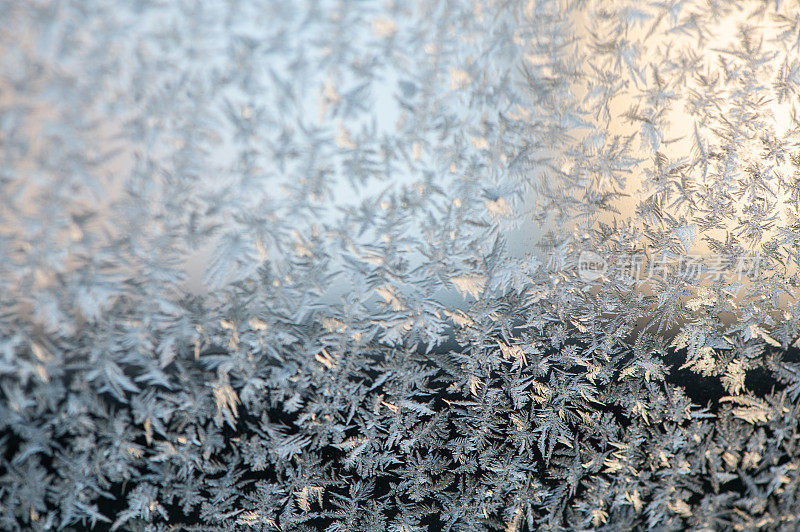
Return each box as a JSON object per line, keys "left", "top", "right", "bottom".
{"left": 4, "top": 0, "right": 800, "bottom": 530}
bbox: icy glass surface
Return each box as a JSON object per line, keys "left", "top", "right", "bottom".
{"left": 3, "top": 1, "right": 800, "bottom": 530}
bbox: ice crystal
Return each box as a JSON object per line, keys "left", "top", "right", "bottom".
{"left": 4, "top": 0, "right": 800, "bottom": 530}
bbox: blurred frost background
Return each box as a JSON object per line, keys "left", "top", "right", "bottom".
{"left": 0, "top": 1, "right": 560, "bottom": 336}
{"left": 4, "top": 0, "right": 800, "bottom": 348}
